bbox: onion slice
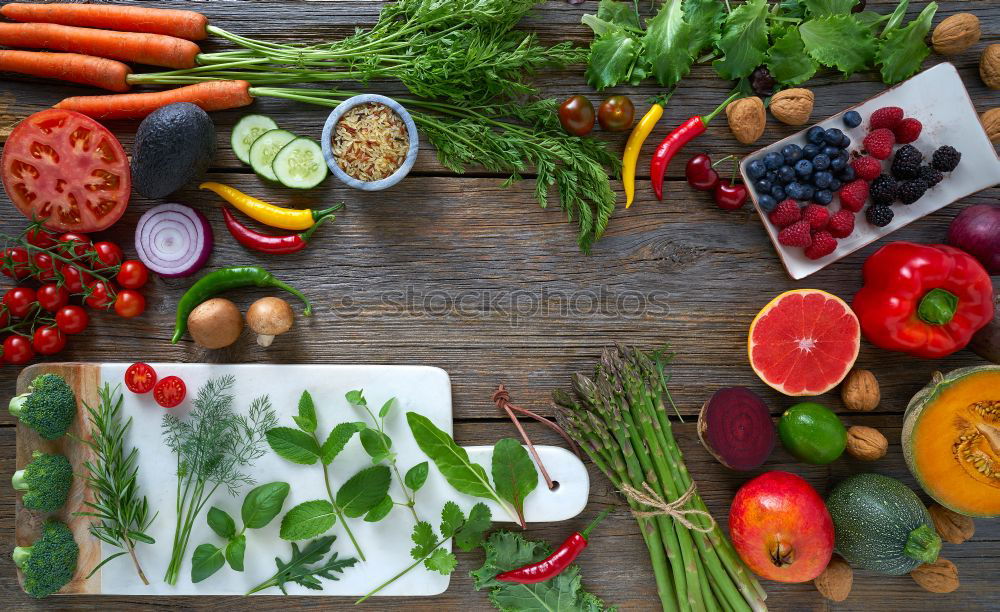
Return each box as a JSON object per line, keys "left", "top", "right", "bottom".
{"left": 135, "top": 203, "right": 213, "bottom": 278}
{"left": 698, "top": 387, "right": 776, "bottom": 471}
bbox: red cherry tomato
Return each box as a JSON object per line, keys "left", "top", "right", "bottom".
{"left": 117, "top": 260, "right": 149, "bottom": 290}
{"left": 2, "top": 247, "right": 31, "bottom": 280}
{"left": 3, "top": 287, "right": 36, "bottom": 318}
{"left": 37, "top": 283, "right": 70, "bottom": 312}
{"left": 25, "top": 227, "right": 57, "bottom": 249}
{"left": 597, "top": 95, "right": 636, "bottom": 132}
{"left": 32, "top": 325, "right": 66, "bottom": 355}
{"left": 93, "top": 241, "right": 123, "bottom": 269}
{"left": 2, "top": 335, "right": 34, "bottom": 364}
{"left": 154, "top": 376, "right": 187, "bottom": 408}
{"left": 113, "top": 289, "right": 145, "bottom": 318}
{"left": 57, "top": 232, "right": 92, "bottom": 258}
{"left": 0, "top": 308, "right": 8, "bottom": 328}
{"left": 55, "top": 305, "right": 89, "bottom": 335}
{"left": 60, "top": 265, "right": 87, "bottom": 293}
{"left": 85, "top": 280, "right": 114, "bottom": 309}
{"left": 124, "top": 362, "right": 157, "bottom": 394}
{"left": 33, "top": 252, "right": 57, "bottom": 282}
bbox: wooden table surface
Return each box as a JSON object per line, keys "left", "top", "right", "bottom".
{"left": 1, "top": 0, "right": 998, "bottom": 610}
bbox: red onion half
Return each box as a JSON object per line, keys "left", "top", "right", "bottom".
{"left": 135, "top": 203, "right": 213, "bottom": 278}
{"left": 698, "top": 387, "right": 776, "bottom": 471}
{"left": 948, "top": 204, "right": 999, "bottom": 275}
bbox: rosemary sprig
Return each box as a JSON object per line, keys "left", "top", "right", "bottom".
{"left": 73, "top": 384, "right": 156, "bottom": 585}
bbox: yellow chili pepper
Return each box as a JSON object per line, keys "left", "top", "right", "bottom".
{"left": 623, "top": 94, "right": 672, "bottom": 208}
{"left": 200, "top": 182, "right": 342, "bottom": 231}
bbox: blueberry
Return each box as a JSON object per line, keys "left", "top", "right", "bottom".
{"left": 777, "top": 165, "right": 796, "bottom": 184}
{"left": 770, "top": 185, "right": 786, "bottom": 201}
{"left": 794, "top": 159, "right": 814, "bottom": 177}
{"left": 766, "top": 170, "right": 778, "bottom": 183}
{"left": 843, "top": 110, "right": 862, "bottom": 128}
{"left": 814, "top": 189, "right": 834, "bottom": 205}
{"left": 757, "top": 194, "right": 778, "bottom": 212}
{"left": 782, "top": 144, "right": 803, "bottom": 164}
{"left": 838, "top": 166, "right": 857, "bottom": 182}
{"left": 755, "top": 178, "right": 772, "bottom": 193}
{"left": 821, "top": 145, "right": 840, "bottom": 158}
{"left": 764, "top": 152, "right": 784, "bottom": 169}
{"left": 747, "top": 160, "right": 767, "bottom": 180}
{"left": 839, "top": 133, "right": 851, "bottom": 149}
{"left": 830, "top": 154, "right": 847, "bottom": 171}
{"left": 828, "top": 178, "right": 842, "bottom": 192}
{"left": 813, "top": 171, "right": 833, "bottom": 189}
{"left": 823, "top": 128, "right": 844, "bottom": 145}
{"left": 786, "top": 182, "right": 805, "bottom": 200}
{"left": 812, "top": 154, "right": 831, "bottom": 171}
{"left": 807, "top": 126, "right": 825, "bottom": 144}
{"left": 802, "top": 143, "right": 820, "bottom": 159}
{"left": 800, "top": 185, "right": 815, "bottom": 201}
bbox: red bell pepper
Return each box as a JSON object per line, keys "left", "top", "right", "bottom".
{"left": 852, "top": 242, "right": 995, "bottom": 358}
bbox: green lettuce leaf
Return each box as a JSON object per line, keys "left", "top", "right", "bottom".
{"left": 876, "top": 2, "right": 936, "bottom": 84}
{"left": 766, "top": 27, "right": 818, "bottom": 85}
{"left": 780, "top": 0, "right": 808, "bottom": 20}
{"left": 585, "top": 27, "right": 642, "bottom": 90}
{"left": 582, "top": 0, "right": 641, "bottom": 37}
{"left": 881, "top": 0, "right": 910, "bottom": 36}
{"left": 799, "top": 15, "right": 877, "bottom": 76}
{"left": 642, "top": 0, "right": 693, "bottom": 87}
{"left": 713, "top": 0, "right": 770, "bottom": 80}
{"left": 684, "top": 0, "right": 725, "bottom": 57}
{"left": 855, "top": 10, "right": 889, "bottom": 32}
{"left": 804, "top": 0, "right": 857, "bottom": 17}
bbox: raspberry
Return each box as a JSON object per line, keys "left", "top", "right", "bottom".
{"left": 931, "top": 145, "right": 961, "bottom": 172}
{"left": 869, "top": 106, "right": 904, "bottom": 130}
{"left": 778, "top": 220, "right": 813, "bottom": 248}
{"left": 870, "top": 174, "right": 898, "bottom": 205}
{"left": 893, "top": 118, "right": 922, "bottom": 144}
{"left": 838, "top": 179, "right": 869, "bottom": 212}
{"left": 863, "top": 128, "right": 895, "bottom": 160}
{"left": 827, "top": 209, "right": 855, "bottom": 238}
{"left": 898, "top": 179, "right": 929, "bottom": 204}
{"left": 866, "top": 204, "right": 894, "bottom": 227}
{"left": 918, "top": 165, "right": 943, "bottom": 187}
{"left": 804, "top": 230, "right": 837, "bottom": 260}
{"left": 768, "top": 199, "right": 801, "bottom": 228}
{"left": 851, "top": 155, "right": 882, "bottom": 181}
{"left": 891, "top": 144, "right": 923, "bottom": 179}
{"left": 802, "top": 204, "right": 830, "bottom": 230}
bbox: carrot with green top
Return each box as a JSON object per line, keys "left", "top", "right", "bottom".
{"left": 0, "top": 50, "right": 132, "bottom": 92}
{"left": 0, "top": 3, "right": 209, "bottom": 40}
{"left": 0, "top": 23, "right": 199, "bottom": 69}
{"left": 54, "top": 81, "right": 253, "bottom": 120}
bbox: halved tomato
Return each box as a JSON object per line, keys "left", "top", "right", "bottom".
{"left": 1, "top": 109, "right": 130, "bottom": 232}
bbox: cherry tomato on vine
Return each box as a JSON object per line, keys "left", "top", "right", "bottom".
{"left": 32, "top": 325, "right": 66, "bottom": 355}
{"left": 25, "top": 227, "right": 57, "bottom": 249}
{"left": 93, "top": 241, "right": 123, "bottom": 269}
{"left": 114, "top": 289, "right": 145, "bottom": 318}
{"left": 2, "top": 335, "right": 34, "bottom": 364}
{"left": 37, "top": 284, "right": 70, "bottom": 312}
{"left": 124, "top": 362, "right": 157, "bottom": 394}
{"left": 154, "top": 376, "right": 186, "bottom": 408}
{"left": 3, "top": 287, "right": 36, "bottom": 318}
{"left": 57, "top": 232, "right": 92, "bottom": 258}
{"left": 55, "top": 305, "right": 89, "bottom": 335}
{"left": 597, "top": 95, "right": 636, "bottom": 132}
{"left": 60, "top": 264, "right": 87, "bottom": 293}
{"left": 33, "top": 252, "right": 56, "bottom": 282}
{"left": 84, "top": 281, "right": 114, "bottom": 309}
{"left": 558, "top": 95, "right": 595, "bottom": 137}
{"left": 0, "top": 308, "right": 8, "bottom": 328}
{"left": 2, "top": 247, "right": 31, "bottom": 280}
{"left": 117, "top": 260, "right": 149, "bottom": 290}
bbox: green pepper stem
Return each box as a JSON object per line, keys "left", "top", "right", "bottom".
{"left": 917, "top": 288, "right": 959, "bottom": 325}
{"left": 580, "top": 508, "right": 611, "bottom": 540}
{"left": 267, "top": 276, "right": 313, "bottom": 316}
{"left": 312, "top": 203, "right": 345, "bottom": 221}
{"left": 300, "top": 214, "right": 335, "bottom": 244}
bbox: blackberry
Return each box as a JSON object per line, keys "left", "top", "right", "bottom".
{"left": 897, "top": 179, "right": 928, "bottom": 205}
{"left": 870, "top": 174, "right": 898, "bottom": 205}
{"left": 918, "top": 165, "right": 943, "bottom": 187}
{"left": 931, "top": 145, "right": 961, "bottom": 172}
{"left": 866, "top": 204, "right": 894, "bottom": 227}
{"left": 891, "top": 144, "right": 923, "bottom": 179}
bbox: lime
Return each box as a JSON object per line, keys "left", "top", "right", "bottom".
{"left": 778, "top": 402, "right": 846, "bottom": 464}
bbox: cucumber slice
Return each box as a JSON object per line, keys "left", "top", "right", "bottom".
{"left": 231, "top": 115, "right": 278, "bottom": 165}
{"left": 272, "top": 137, "right": 327, "bottom": 189}
{"left": 249, "top": 129, "right": 297, "bottom": 182}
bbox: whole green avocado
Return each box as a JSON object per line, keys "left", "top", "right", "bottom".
{"left": 131, "top": 102, "right": 217, "bottom": 198}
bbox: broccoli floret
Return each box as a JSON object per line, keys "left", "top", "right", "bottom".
{"left": 9, "top": 374, "right": 76, "bottom": 440}
{"left": 12, "top": 450, "right": 73, "bottom": 512}
{"left": 13, "top": 520, "right": 79, "bottom": 598}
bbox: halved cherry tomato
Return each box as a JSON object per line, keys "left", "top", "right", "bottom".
{"left": 3, "top": 287, "right": 36, "bottom": 318}
{"left": 55, "top": 304, "right": 89, "bottom": 334}
{"left": 93, "top": 241, "right": 123, "bottom": 269}
{"left": 124, "top": 362, "right": 157, "bottom": 394}
{"left": 25, "top": 227, "right": 56, "bottom": 249}
{"left": 58, "top": 232, "right": 92, "bottom": 258}
{"left": 117, "top": 260, "right": 149, "bottom": 290}
{"left": 2, "top": 247, "right": 30, "bottom": 280}
{"left": 1, "top": 109, "right": 130, "bottom": 232}
{"left": 2, "top": 335, "right": 34, "bottom": 364}
{"left": 37, "top": 283, "right": 69, "bottom": 312}
{"left": 154, "top": 376, "right": 186, "bottom": 408}
{"left": 33, "top": 252, "right": 56, "bottom": 282}
{"left": 85, "top": 280, "right": 114, "bottom": 309}
{"left": 113, "top": 289, "right": 145, "bottom": 318}
{"left": 32, "top": 325, "right": 66, "bottom": 355}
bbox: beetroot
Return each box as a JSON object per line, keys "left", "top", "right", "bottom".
{"left": 698, "top": 387, "right": 776, "bottom": 470}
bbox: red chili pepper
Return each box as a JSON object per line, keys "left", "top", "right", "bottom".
{"left": 222, "top": 206, "right": 338, "bottom": 254}
{"left": 496, "top": 510, "right": 610, "bottom": 584}
{"left": 650, "top": 92, "right": 740, "bottom": 200}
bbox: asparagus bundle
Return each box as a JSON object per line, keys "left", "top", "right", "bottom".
{"left": 554, "top": 346, "right": 767, "bottom": 612}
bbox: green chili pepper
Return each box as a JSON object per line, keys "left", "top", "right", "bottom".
{"left": 171, "top": 266, "right": 312, "bottom": 344}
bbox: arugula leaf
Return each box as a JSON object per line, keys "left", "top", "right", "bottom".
{"left": 247, "top": 536, "right": 357, "bottom": 595}
{"left": 454, "top": 502, "right": 492, "bottom": 552}
{"left": 491, "top": 439, "right": 538, "bottom": 527}
{"left": 364, "top": 495, "right": 394, "bottom": 522}
{"left": 410, "top": 520, "right": 438, "bottom": 559}
{"left": 320, "top": 421, "right": 365, "bottom": 465}
{"left": 424, "top": 548, "right": 458, "bottom": 575}
{"left": 280, "top": 499, "right": 337, "bottom": 541}
{"left": 404, "top": 461, "right": 429, "bottom": 492}
{"left": 767, "top": 27, "right": 818, "bottom": 85}
{"left": 293, "top": 390, "right": 317, "bottom": 433}
{"left": 713, "top": 0, "right": 770, "bottom": 80}
{"left": 207, "top": 506, "right": 236, "bottom": 540}
{"left": 225, "top": 534, "right": 246, "bottom": 571}
{"left": 440, "top": 500, "right": 465, "bottom": 538}
{"left": 266, "top": 427, "right": 320, "bottom": 465}
{"left": 585, "top": 27, "right": 642, "bottom": 91}
{"left": 336, "top": 465, "right": 391, "bottom": 518}
{"left": 804, "top": 0, "right": 856, "bottom": 17}
{"left": 642, "top": 0, "right": 693, "bottom": 87}
{"left": 799, "top": 15, "right": 877, "bottom": 76}
{"left": 241, "top": 481, "right": 290, "bottom": 529}
{"left": 881, "top": 0, "right": 909, "bottom": 36}
{"left": 191, "top": 543, "right": 225, "bottom": 583}
{"left": 876, "top": 2, "right": 936, "bottom": 84}
{"left": 684, "top": 0, "right": 726, "bottom": 57}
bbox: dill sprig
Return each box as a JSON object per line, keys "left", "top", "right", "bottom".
{"left": 74, "top": 384, "right": 156, "bottom": 585}
{"left": 161, "top": 376, "right": 277, "bottom": 586}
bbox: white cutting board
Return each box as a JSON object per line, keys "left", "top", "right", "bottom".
{"left": 15, "top": 363, "right": 589, "bottom": 597}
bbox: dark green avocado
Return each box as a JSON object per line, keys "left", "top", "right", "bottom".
{"left": 131, "top": 103, "right": 216, "bottom": 198}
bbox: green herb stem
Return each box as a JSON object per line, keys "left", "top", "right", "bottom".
{"left": 355, "top": 534, "right": 447, "bottom": 605}
{"left": 315, "top": 432, "right": 367, "bottom": 562}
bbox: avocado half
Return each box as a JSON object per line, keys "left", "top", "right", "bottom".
{"left": 131, "top": 102, "right": 216, "bottom": 199}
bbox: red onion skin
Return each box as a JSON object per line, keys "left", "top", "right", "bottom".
{"left": 948, "top": 204, "right": 1000, "bottom": 275}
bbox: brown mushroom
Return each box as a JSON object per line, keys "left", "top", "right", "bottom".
{"left": 246, "top": 297, "right": 294, "bottom": 347}
{"left": 187, "top": 298, "right": 243, "bottom": 349}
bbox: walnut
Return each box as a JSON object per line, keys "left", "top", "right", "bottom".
{"left": 981, "top": 44, "right": 1000, "bottom": 90}
{"left": 981, "top": 108, "right": 1000, "bottom": 143}
{"left": 928, "top": 504, "right": 975, "bottom": 544}
{"left": 911, "top": 558, "right": 960, "bottom": 593}
{"left": 726, "top": 97, "right": 766, "bottom": 144}
{"left": 770, "top": 88, "right": 814, "bottom": 125}
{"left": 841, "top": 369, "right": 880, "bottom": 411}
{"left": 814, "top": 555, "right": 852, "bottom": 602}
{"left": 845, "top": 425, "right": 887, "bottom": 461}
{"left": 932, "top": 13, "right": 981, "bottom": 55}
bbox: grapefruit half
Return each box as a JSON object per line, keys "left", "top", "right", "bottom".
{"left": 748, "top": 289, "right": 860, "bottom": 396}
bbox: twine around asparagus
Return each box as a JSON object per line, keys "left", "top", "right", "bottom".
{"left": 621, "top": 482, "right": 716, "bottom": 533}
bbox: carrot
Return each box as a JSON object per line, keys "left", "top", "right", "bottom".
{"left": 0, "top": 23, "right": 199, "bottom": 69}
{"left": 0, "top": 50, "right": 132, "bottom": 92}
{"left": 54, "top": 81, "right": 254, "bottom": 120}
{"left": 0, "top": 3, "right": 208, "bottom": 40}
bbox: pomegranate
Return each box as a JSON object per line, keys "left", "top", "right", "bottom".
{"left": 729, "top": 471, "right": 834, "bottom": 583}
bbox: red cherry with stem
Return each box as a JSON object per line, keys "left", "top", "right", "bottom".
{"left": 714, "top": 180, "right": 748, "bottom": 210}
{"left": 686, "top": 154, "right": 721, "bottom": 191}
